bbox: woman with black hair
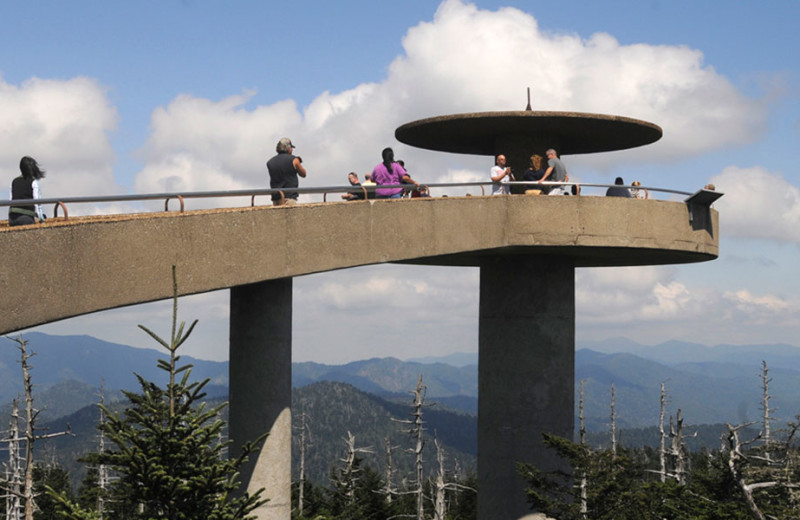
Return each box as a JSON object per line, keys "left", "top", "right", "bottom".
{"left": 8, "top": 156, "right": 46, "bottom": 226}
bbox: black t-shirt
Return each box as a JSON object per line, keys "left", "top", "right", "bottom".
{"left": 266, "top": 153, "right": 300, "bottom": 201}
{"left": 10, "top": 176, "right": 35, "bottom": 213}
{"left": 523, "top": 168, "right": 546, "bottom": 182}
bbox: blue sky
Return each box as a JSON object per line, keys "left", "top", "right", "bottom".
{"left": 3, "top": 1, "right": 799, "bottom": 363}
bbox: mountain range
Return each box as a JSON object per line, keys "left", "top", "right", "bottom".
{"left": 5, "top": 331, "right": 800, "bottom": 488}
{"left": 4, "top": 332, "right": 800, "bottom": 433}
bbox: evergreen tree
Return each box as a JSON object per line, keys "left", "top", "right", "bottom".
{"left": 33, "top": 463, "right": 72, "bottom": 520}
{"left": 447, "top": 473, "right": 477, "bottom": 520}
{"left": 49, "top": 267, "right": 266, "bottom": 520}
{"left": 518, "top": 433, "right": 756, "bottom": 519}
{"left": 326, "top": 457, "right": 394, "bottom": 520}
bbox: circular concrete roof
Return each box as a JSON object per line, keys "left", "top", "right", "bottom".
{"left": 395, "top": 111, "right": 663, "bottom": 156}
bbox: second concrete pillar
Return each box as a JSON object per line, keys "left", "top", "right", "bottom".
{"left": 478, "top": 255, "right": 575, "bottom": 520}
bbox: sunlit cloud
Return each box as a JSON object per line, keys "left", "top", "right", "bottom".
{"left": 131, "top": 0, "right": 767, "bottom": 196}
{"left": 711, "top": 166, "right": 800, "bottom": 243}
{"left": 0, "top": 75, "right": 121, "bottom": 217}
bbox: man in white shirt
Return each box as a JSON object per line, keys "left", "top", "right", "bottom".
{"left": 490, "top": 154, "right": 514, "bottom": 195}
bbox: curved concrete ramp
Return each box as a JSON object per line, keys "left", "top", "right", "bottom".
{"left": 0, "top": 195, "right": 717, "bottom": 334}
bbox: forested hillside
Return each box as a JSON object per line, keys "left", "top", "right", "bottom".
{"left": 34, "top": 380, "right": 476, "bottom": 488}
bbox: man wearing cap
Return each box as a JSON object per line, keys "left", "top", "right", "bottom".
{"left": 267, "top": 137, "right": 307, "bottom": 206}
{"left": 539, "top": 148, "right": 568, "bottom": 195}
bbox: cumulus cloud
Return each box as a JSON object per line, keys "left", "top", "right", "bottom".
{"left": 576, "top": 265, "right": 800, "bottom": 346}
{"left": 131, "top": 0, "right": 766, "bottom": 196}
{"left": 0, "top": 75, "right": 120, "bottom": 212}
{"left": 710, "top": 165, "right": 800, "bottom": 243}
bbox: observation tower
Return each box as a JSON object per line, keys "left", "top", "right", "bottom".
{"left": 395, "top": 103, "right": 716, "bottom": 519}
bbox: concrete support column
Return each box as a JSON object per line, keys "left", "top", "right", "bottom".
{"left": 478, "top": 256, "right": 575, "bottom": 520}
{"left": 230, "top": 278, "right": 293, "bottom": 520}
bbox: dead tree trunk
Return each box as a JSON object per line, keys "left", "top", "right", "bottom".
{"left": 671, "top": 410, "right": 686, "bottom": 485}
{"left": 333, "top": 431, "right": 372, "bottom": 506}
{"left": 432, "top": 436, "right": 447, "bottom": 520}
{"left": 19, "top": 338, "right": 37, "bottom": 520}
{"left": 659, "top": 382, "right": 667, "bottom": 483}
{"left": 383, "top": 436, "right": 398, "bottom": 505}
{"left": 7, "top": 337, "right": 72, "bottom": 520}
{"left": 760, "top": 360, "right": 774, "bottom": 461}
{"left": 578, "top": 380, "right": 587, "bottom": 518}
{"left": 610, "top": 383, "right": 617, "bottom": 459}
{"left": 411, "top": 376, "right": 426, "bottom": 520}
{"left": 725, "top": 423, "right": 767, "bottom": 520}
{"left": 4, "top": 400, "right": 23, "bottom": 520}
{"left": 293, "top": 410, "right": 311, "bottom": 517}
{"left": 97, "top": 386, "right": 110, "bottom": 520}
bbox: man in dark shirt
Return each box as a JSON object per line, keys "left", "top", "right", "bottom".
{"left": 267, "top": 137, "right": 307, "bottom": 206}
{"left": 606, "top": 177, "right": 633, "bottom": 198}
{"left": 341, "top": 172, "right": 365, "bottom": 201}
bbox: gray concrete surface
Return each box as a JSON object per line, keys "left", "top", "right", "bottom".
{"left": 0, "top": 195, "right": 717, "bottom": 335}
{"left": 479, "top": 256, "right": 575, "bottom": 519}
{"left": 230, "top": 279, "right": 292, "bottom": 520}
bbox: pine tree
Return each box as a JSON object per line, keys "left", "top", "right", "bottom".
{"left": 49, "top": 267, "right": 266, "bottom": 520}
{"left": 32, "top": 463, "right": 72, "bottom": 520}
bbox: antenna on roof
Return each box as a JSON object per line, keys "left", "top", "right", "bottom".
{"left": 525, "top": 87, "right": 532, "bottom": 111}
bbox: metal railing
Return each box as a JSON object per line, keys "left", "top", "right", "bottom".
{"left": 0, "top": 181, "right": 696, "bottom": 222}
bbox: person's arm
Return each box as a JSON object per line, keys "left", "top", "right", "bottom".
{"left": 293, "top": 156, "right": 307, "bottom": 178}
{"left": 539, "top": 166, "right": 553, "bottom": 183}
{"left": 32, "top": 179, "right": 44, "bottom": 221}
{"left": 490, "top": 167, "right": 509, "bottom": 182}
{"left": 401, "top": 174, "right": 420, "bottom": 188}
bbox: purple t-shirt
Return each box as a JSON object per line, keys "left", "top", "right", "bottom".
{"left": 371, "top": 162, "right": 407, "bottom": 197}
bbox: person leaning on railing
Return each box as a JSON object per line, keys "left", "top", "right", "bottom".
{"left": 8, "top": 156, "right": 46, "bottom": 226}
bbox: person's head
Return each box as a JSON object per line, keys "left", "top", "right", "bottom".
{"left": 615, "top": 177, "right": 624, "bottom": 185}
{"left": 381, "top": 147, "right": 394, "bottom": 164}
{"left": 530, "top": 154, "right": 543, "bottom": 170}
{"left": 545, "top": 149, "right": 558, "bottom": 159}
{"left": 495, "top": 154, "right": 507, "bottom": 167}
{"left": 704, "top": 183, "right": 716, "bottom": 191}
{"left": 632, "top": 180, "right": 641, "bottom": 187}
{"left": 364, "top": 173, "right": 371, "bottom": 181}
{"left": 347, "top": 172, "right": 359, "bottom": 185}
{"left": 19, "top": 156, "right": 45, "bottom": 180}
{"left": 397, "top": 160, "right": 405, "bottom": 168}
{"left": 276, "top": 137, "right": 295, "bottom": 154}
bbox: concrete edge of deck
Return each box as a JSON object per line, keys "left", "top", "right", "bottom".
{"left": 0, "top": 195, "right": 718, "bottom": 334}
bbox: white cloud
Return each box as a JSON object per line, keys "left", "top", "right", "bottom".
{"left": 131, "top": 0, "right": 767, "bottom": 195}
{"left": 0, "top": 75, "right": 121, "bottom": 216}
{"left": 576, "top": 265, "right": 800, "bottom": 347}
{"left": 710, "top": 166, "right": 800, "bottom": 243}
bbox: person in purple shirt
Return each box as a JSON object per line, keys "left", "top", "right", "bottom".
{"left": 371, "top": 147, "right": 419, "bottom": 198}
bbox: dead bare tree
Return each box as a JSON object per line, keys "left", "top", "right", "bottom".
{"left": 659, "top": 382, "right": 667, "bottom": 483}
{"left": 332, "top": 431, "right": 373, "bottom": 505}
{"left": 392, "top": 375, "right": 431, "bottom": 520}
{"left": 610, "top": 383, "right": 617, "bottom": 459}
{"left": 293, "top": 410, "right": 312, "bottom": 517}
{"left": 578, "top": 379, "right": 587, "bottom": 518}
{"left": 3, "top": 400, "right": 23, "bottom": 520}
{"left": 759, "top": 360, "right": 776, "bottom": 462}
{"left": 383, "top": 435, "right": 400, "bottom": 505}
{"left": 96, "top": 384, "right": 111, "bottom": 520}
{"left": 429, "top": 434, "right": 474, "bottom": 520}
{"left": 2, "top": 337, "right": 72, "bottom": 520}
{"left": 669, "top": 410, "right": 686, "bottom": 485}
{"left": 725, "top": 422, "right": 768, "bottom": 520}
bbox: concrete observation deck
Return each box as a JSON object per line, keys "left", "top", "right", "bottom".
{"left": 0, "top": 195, "right": 716, "bottom": 335}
